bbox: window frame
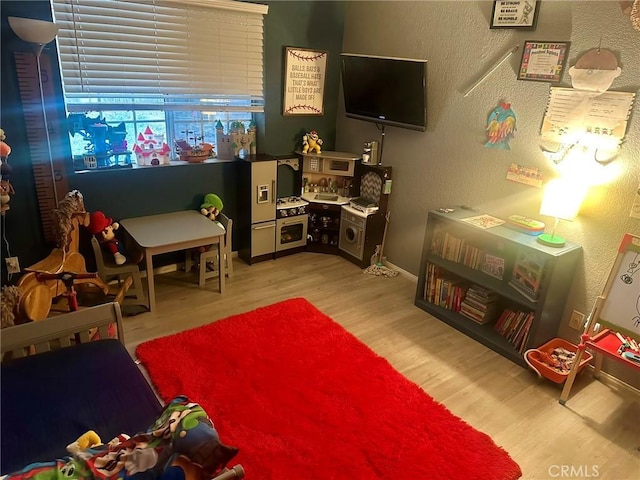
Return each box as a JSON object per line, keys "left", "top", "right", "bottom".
{"left": 51, "top": 0, "right": 268, "bottom": 171}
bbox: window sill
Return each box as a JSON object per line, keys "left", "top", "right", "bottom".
{"left": 74, "top": 157, "right": 237, "bottom": 174}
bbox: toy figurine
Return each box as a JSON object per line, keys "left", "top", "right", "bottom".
{"left": 88, "top": 211, "right": 127, "bottom": 265}
{"left": 200, "top": 193, "right": 224, "bottom": 221}
{"left": 1, "top": 128, "right": 15, "bottom": 215}
{"left": 302, "top": 130, "right": 323, "bottom": 154}
{"left": 190, "top": 194, "right": 225, "bottom": 261}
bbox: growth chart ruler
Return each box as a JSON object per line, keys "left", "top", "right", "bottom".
{"left": 15, "top": 51, "right": 69, "bottom": 244}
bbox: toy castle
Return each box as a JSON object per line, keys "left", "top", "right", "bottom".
{"left": 132, "top": 126, "right": 171, "bottom": 166}
{"left": 215, "top": 120, "right": 256, "bottom": 159}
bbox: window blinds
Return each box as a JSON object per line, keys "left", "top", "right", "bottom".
{"left": 52, "top": 0, "right": 268, "bottom": 111}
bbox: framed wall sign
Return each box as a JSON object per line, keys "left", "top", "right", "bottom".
{"left": 518, "top": 41, "right": 570, "bottom": 83}
{"left": 283, "top": 47, "right": 328, "bottom": 116}
{"left": 491, "top": 0, "right": 541, "bottom": 29}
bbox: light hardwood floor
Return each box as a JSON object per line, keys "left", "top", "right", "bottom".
{"left": 123, "top": 252, "right": 640, "bottom": 480}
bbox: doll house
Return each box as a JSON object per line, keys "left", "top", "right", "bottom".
{"left": 132, "top": 126, "right": 171, "bottom": 166}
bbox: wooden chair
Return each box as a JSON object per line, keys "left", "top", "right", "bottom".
{"left": 185, "top": 213, "right": 233, "bottom": 286}
{"left": 91, "top": 236, "right": 146, "bottom": 304}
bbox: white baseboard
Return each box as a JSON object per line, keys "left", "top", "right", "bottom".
{"left": 586, "top": 365, "right": 640, "bottom": 396}
{"left": 382, "top": 259, "right": 418, "bottom": 282}
{"left": 141, "top": 255, "right": 418, "bottom": 283}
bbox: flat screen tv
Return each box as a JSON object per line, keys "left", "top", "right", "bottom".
{"left": 341, "top": 53, "right": 427, "bottom": 132}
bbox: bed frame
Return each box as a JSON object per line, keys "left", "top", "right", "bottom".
{"left": 1, "top": 302, "right": 126, "bottom": 358}
{"left": 0, "top": 302, "right": 244, "bottom": 479}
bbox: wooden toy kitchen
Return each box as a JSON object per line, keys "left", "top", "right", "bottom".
{"left": 237, "top": 151, "right": 392, "bottom": 268}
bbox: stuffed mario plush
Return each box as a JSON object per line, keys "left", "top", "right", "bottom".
{"left": 88, "top": 211, "right": 127, "bottom": 265}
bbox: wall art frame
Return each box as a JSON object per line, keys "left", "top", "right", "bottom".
{"left": 491, "top": 0, "right": 541, "bottom": 30}
{"left": 518, "top": 41, "right": 570, "bottom": 83}
{"left": 283, "top": 47, "right": 328, "bottom": 116}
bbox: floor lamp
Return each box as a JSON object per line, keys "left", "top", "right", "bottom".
{"left": 8, "top": 16, "right": 60, "bottom": 205}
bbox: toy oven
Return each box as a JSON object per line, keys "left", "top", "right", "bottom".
{"left": 276, "top": 215, "right": 308, "bottom": 252}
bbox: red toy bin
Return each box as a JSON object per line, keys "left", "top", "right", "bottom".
{"left": 525, "top": 338, "right": 593, "bottom": 384}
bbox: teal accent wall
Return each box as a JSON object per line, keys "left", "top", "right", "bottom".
{"left": 259, "top": 1, "right": 345, "bottom": 155}
{"left": 0, "top": 1, "right": 345, "bottom": 283}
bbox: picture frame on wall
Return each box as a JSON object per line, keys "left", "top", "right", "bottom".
{"left": 518, "top": 41, "right": 570, "bottom": 83}
{"left": 283, "top": 47, "right": 328, "bottom": 116}
{"left": 491, "top": 0, "right": 541, "bottom": 29}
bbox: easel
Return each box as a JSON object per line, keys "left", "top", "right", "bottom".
{"left": 560, "top": 233, "right": 640, "bottom": 404}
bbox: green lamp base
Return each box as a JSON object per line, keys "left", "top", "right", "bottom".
{"left": 537, "top": 233, "right": 566, "bottom": 248}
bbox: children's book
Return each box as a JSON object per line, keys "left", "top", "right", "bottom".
{"left": 461, "top": 214, "right": 505, "bottom": 229}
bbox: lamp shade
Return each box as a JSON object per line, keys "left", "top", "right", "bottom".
{"left": 8, "top": 17, "right": 58, "bottom": 45}
{"left": 539, "top": 179, "right": 587, "bottom": 222}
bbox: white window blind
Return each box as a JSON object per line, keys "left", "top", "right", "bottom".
{"left": 52, "top": 0, "right": 268, "bottom": 111}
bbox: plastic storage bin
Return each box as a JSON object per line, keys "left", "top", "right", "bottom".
{"left": 525, "top": 337, "right": 593, "bottom": 384}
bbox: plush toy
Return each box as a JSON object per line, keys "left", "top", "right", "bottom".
{"left": 148, "top": 395, "right": 239, "bottom": 478}
{"left": 1, "top": 128, "right": 15, "bottom": 215}
{"left": 200, "top": 193, "right": 224, "bottom": 221}
{"left": 67, "top": 430, "right": 102, "bottom": 456}
{"left": 302, "top": 130, "right": 323, "bottom": 154}
{"left": 190, "top": 194, "right": 225, "bottom": 260}
{"left": 88, "top": 211, "right": 127, "bottom": 265}
{"left": 0, "top": 179, "right": 14, "bottom": 215}
{"left": 1, "top": 285, "right": 22, "bottom": 329}
{"left": 6, "top": 397, "right": 238, "bottom": 480}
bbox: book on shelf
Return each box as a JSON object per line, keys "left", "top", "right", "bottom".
{"left": 493, "top": 308, "right": 534, "bottom": 351}
{"left": 459, "top": 284, "right": 498, "bottom": 325}
{"left": 509, "top": 250, "right": 545, "bottom": 302}
{"left": 460, "top": 301, "right": 498, "bottom": 325}
{"left": 466, "top": 284, "right": 497, "bottom": 301}
{"left": 494, "top": 309, "right": 518, "bottom": 336}
{"left": 508, "top": 280, "right": 539, "bottom": 303}
{"left": 430, "top": 226, "right": 446, "bottom": 256}
{"left": 424, "top": 262, "right": 468, "bottom": 312}
{"left": 481, "top": 253, "right": 505, "bottom": 280}
{"left": 441, "top": 231, "right": 469, "bottom": 263}
{"left": 513, "top": 313, "right": 534, "bottom": 352}
{"left": 516, "top": 315, "right": 534, "bottom": 353}
{"left": 461, "top": 295, "right": 490, "bottom": 311}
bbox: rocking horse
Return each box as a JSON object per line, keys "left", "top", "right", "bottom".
{"left": 16, "top": 190, "right": 117, "bottom": 321}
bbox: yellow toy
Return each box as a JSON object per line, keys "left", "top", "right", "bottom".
{"left": 302, "top": 130, "right": 323, "bottom": 154}
{"left": 67, "top": 430, "right": 102, "bottom": 454}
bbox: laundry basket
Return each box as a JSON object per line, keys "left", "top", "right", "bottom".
{"left": 524, "top": 338, "right": 593, "bottom": 384}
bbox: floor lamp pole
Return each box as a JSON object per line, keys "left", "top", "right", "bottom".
{"left": 35, "top": 48, "right": 59, "bottom": 207}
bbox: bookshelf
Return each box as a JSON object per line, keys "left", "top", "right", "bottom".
{"left": 415, "top": 209, "right": 582, "bottom": 367}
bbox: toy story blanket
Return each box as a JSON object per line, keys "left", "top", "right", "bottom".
{"left": 2, "top": 396, "right": 238, "bottom": 480}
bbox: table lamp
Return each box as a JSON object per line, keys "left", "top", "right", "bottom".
{"left": 537, "top": 179, "right": 587, "bottom": 248}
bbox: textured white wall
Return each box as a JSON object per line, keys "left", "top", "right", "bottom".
{"left": 337, "top": 1, "right": 640, "bottom": 382}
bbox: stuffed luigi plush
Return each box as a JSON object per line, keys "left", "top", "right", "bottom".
{"left": 200, "top": 193, "right": 224, "bottom": 221}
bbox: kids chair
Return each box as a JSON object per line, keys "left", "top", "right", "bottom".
{"left": 91, "top": 236, "right": 146, "bottom": 304}
{"left": 185, "top": 212, "right": 233, "bottom": 286}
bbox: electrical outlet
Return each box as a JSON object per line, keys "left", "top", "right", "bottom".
{"left": 5, "top": 256, "right": 21, "bottom": 274}
{"left": 569, "top": 310, "right": 585, "bottom": 330}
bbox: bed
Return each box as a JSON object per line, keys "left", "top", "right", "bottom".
{"left": 0, "top": 302, "right": 244, "bottom": 479}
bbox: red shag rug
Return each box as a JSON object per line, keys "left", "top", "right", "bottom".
{"left": 136, "top": 298, "right": 521, "bottom": 480}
